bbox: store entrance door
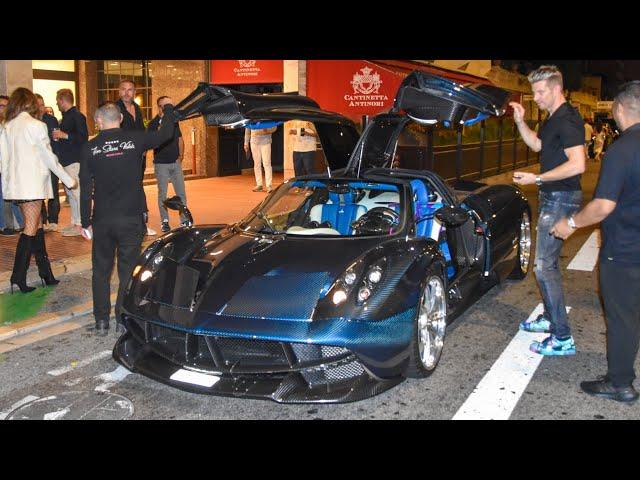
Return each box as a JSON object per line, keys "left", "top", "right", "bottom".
{"left": 217, "top": 83, "right": 284, "bottom": 177}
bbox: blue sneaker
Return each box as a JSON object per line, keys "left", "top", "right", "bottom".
{"left": 530, "top": 335, "right": 576, "bottom": 356}
{"left": 520, "top": 314, "right": 551, "bottom": 333}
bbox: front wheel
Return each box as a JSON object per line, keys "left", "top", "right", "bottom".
{"left": 509, "top": 209, "right": 532, "bottom": 280}
{"left": 405, "top": 270, "right": 448, "bottom": 378}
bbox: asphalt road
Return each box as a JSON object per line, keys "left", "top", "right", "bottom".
{"left": 1, "top": 160, "right": 638, "bottom": 420}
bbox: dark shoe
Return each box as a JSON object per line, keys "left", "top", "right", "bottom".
{"left": 580, "top": 377, "right": 639, "bottom": 403}
{"left": 10, "top": 234, "right": 36, "bottom": 294}
{"left": 0, "top": 228, "right": 17, "bottom": 236}
{"left": 161, "top": 220, "right": 170, "bottom": 233}
{"left": 32, "top": 229, "right": 59, "bottom": 286}
{"left": 93, "top": 320, "right": 109, "bottom": 337}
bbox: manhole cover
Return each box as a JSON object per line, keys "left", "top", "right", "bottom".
{"left": 6, "top": 391, "right": 134, "bottom": 420}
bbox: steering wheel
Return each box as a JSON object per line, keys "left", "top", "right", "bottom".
{"left": 352, "top": 207, "right": 400, "bottom": 234}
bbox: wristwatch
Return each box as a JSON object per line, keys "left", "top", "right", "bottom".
{"left": 535, "top": 176, "right": 543, "bottom": 186}
{"left": 567, "top": 216, "right": 577, "bottom": 229}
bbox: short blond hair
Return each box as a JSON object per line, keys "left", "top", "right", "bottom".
{"left": 527, "top": 65, "right": 563, "bottom": 90}
{"left": 56, "top": 88, "right": 74, "bottom": 104}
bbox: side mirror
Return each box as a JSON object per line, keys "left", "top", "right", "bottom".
{"left": 163, "top": 196, "right": 194, "bottom": 227}
{"left": 164, "top": 195, "right": 184, "bottom": 211}
{"left": 434, "top": 205, "right": 469, "bottom": 228}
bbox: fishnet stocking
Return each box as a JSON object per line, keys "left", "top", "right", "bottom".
{"left": 19, "top": 201, "right": 44, "bottom": 236}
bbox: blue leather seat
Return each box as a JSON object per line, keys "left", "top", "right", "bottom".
{"left": 309, "top": 192, "right": 366, "bottom": 235}
{"left": 411, "top": 180, "right": 436, "bottom": 237}
{"left": 410, "top": 180, "right": 455, "bottom": 278}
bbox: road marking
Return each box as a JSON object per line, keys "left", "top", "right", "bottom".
{"left": 47, "top": 350, "right": 112, "bottom": 377}
{"left": 0, "top": 395, "right": 39, "bottom": 420}
{"left": 568, "top": 229, "right": 600, "bottom": 271}
{"left": 44, "top": 408, "right": 70, "bottom": 420}
{"left": 94, "top": 366, "right": 132, "bottom": 392}
{"left": 453, "top": 303, "right": 571, "bottom": 420}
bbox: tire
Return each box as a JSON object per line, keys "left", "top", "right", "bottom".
{"left": 405, "top": 267, "right": 448, "bottom": 378}
{"left": 509, "top": 209, "right": 532, "bottom": 280}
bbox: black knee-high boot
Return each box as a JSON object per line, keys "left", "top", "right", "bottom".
{"left": 33, "top": 228, "right": 59, "bottom": 286}
{"left": 10, "top": 234, "right": 36, "bottom": 294}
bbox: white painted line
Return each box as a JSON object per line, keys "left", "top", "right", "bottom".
{"left": 94, "top": 366, "right": 132, "bottom": 392}
{"left": 453, "top": 304, "right": 571, "bottom": 420}
{"left": 0, "top": 395, "right": 39, "bottom": 420}
{"left": 44, "top": 408, "right": 70, "bottom": 420}
{"left": 47, "top": 350, "right": 112, "bottom": 377}
{"left": 567, "top": 229, "right": 600, "bottom": 271}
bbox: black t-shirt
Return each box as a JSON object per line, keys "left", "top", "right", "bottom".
{"left": 147, "top": 115, "right": 182, "bottom": 164}
{"left": 593, "top": 122, "right": 640, "bottom": 263}
{"left": 538, "top": 102, "right": 584, "bottom": 192}
{"left": 116, "top": 99, "right": 145, "bottom": 131}
{"left": 79, "top": 109, "right": 177, "bottom": 228}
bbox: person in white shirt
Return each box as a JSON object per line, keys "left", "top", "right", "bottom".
{"left": 289, "top": 120, "right": 318, "bottom": 176}
{"left": 584, "top": 118, "right": 594, "bottom": 159}
{"left": 0, "top": 88, "right": 76, "bottom": 293}
{"left": 244, "top": 125, "right": 277, "bottom": 192}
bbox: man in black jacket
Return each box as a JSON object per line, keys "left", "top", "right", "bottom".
{"left": 80, "top": 101, "right": 178, "bottom": 336}
{"left": 116, "top": 79, "right": 156, "bottom": 236}
{"left": 53, "top": 88, "right": 89, "bottom": 237}
{"left": 551, "top": 81, "right": 640, "bottom": 403}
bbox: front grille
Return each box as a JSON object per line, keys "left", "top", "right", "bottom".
{"left": 125, "top": 316, "right": 352, "bottom": 375}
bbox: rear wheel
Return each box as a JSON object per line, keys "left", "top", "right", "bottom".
{"left": 509, "top": 210, "right": 532, "bottom": 279}
{"left": 405, "top": 270, "right": 448, "bottom": 378}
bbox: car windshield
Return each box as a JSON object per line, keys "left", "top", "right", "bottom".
{"left": 239, "top": 179, "right": 404, "bottom": 237}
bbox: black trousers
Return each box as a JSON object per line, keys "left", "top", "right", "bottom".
{"left": 92, "top": 216, "right": 145, "bottom": 323}
{"left": 600, "top": 257, "right": 640, "bottom": 387}
{"left": 293, "top": 151, "right": 316, "bottom": 177}
{"left": 45, "top": 173, "right": 60, "bottom": 224}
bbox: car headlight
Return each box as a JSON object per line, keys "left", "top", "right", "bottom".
{"left": 133, "top": 242, "right": 173, "bottom": 283}
{"left": 329, "top": 260, "right": 365, "bottom": 305}
{"left": 356, "top": 257, "right": 387, "bottom": 305}
{"left": 328, "top": 256, "right": 387, "bottom": 306}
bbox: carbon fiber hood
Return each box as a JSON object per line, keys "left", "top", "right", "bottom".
{"left": 147, "top": 228, "right": 384, "bottom": 321}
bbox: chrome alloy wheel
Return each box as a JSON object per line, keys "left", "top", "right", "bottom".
{"left": 417, "top": 276, "right": 447, "bottom": 371}
{"left": 519, "top": 211, "right": 532, "bottom": 274}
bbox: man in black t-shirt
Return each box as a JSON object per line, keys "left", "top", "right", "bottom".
{"left": 146, "top": 95, "right": 187, "bottom": 233}
{"left": 551, "top": 81, "right": 640, "bottom": 403}
{"left": 80, "top": 101, "right": 177, "bottom": 336}
{"left": 511, "top": 65, "right": 586, "bottom": 356}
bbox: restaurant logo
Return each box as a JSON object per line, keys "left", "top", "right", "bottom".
{"left": 234, "top": 60, "right": 260, "bottom": 77}
{"left": 345, "top": 66, "right": 388, "bottom": 107}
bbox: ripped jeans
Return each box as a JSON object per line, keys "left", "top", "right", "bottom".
{"left": 534, "top": 190, "right": 582, "bottom": 338}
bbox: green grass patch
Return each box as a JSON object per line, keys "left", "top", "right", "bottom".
{"left": 0, "top": 286, "right": 54, "bottom": 326}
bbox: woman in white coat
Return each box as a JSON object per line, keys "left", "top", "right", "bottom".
{"left": 0, "top": 88, "right": 76, "bottom": 293}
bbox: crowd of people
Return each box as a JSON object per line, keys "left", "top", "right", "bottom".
{"left": 0, "top": 79, "right": 188, "bottom": 333}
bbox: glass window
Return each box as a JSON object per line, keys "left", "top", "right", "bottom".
{"left": 238, "top": 180, "right": 404, "bottom": 238}
{"left": 96, "top": 60, "right": 153, "bottom": 124}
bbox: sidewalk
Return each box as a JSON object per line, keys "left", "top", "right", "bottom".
{"left": 0, "top": 166, "right": 539, "bottom": 339}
